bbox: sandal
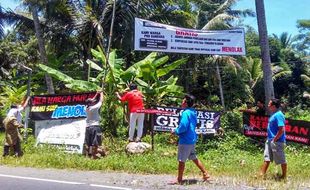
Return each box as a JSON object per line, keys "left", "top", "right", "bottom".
{"left": 168, "top": 180, "right": 183, "bottom": 185}
{"left": 203, "top": 172, "right": 211, "bottom": 181}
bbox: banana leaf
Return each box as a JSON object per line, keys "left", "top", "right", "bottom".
{"left": 157, "top": 58, "right": 187, "bottom": 77}
{"left": 86, "top": 59, "right": 103, "bottom": 71}
{"left": 91, "top": 48, "right": 106, "bottom": 65}
{"left": 153, "top": 56, "right": 169, "bottom": 68}
{"left": 38, "top": 64, "right": 74, "bottom": 83}
{"left": 135, "top": 78, "right": 149, "bottom": 87}
{"left": 121, "top": 52, "right": 157, "bottom": 81}
{"left": 65, "top": 80, "right": 100, "bottom": 92}
{"left": 139, "top": 63, "right": 156, "bottom": 81}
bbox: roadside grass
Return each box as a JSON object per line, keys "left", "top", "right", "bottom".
{"left": 0, "top": 132, "right": 310, "bottom": 189}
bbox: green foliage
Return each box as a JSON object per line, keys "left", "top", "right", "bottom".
{"left": 221, "top": 66, "right": 253, "bottom": 109}
{"left": 294, "top": 19, "right": 310, "bottom": 55}
{"left": 0, "top": 83, "right": 28, "bottom": 118}
{"left": 0, "top": 33, "right": 38, "bottom": 80}
{"left": 1, "top": 127, "right": 310, "bottom": 189}
{"left": 37, "top": 64, "right": 100, "bottom": 92}
{"left": 285, "top": 105, "right": 310, "bottom": 121}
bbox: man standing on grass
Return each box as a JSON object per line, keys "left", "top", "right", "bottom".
{"left": 171, "top": 94, "right": 210, "bottom": 184}
{"left": 3, "top": 97, "right": 30, "bottom": 157}
{"left": 116, "top": 83, "right": 145, "bottom": 143}
{"left": 260, "top": 98, "right": 287, "bottom": 179}
{"left": 85, "top": 91, "right": 104, "bottom": 159}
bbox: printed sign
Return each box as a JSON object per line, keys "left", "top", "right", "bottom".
{"left": 153, "top": 106, "right": 221, "bottom": 134}
{"left": 30, "top": 92, "right": 98, "bottom": 120}
{"left": 35, "top": 119, "right": 86, "bottom": 154}
{"left": 243, "top": 112, "right": 310, "bottom": 145}
{"left": 135, "top": 18, "right": 245, "bottom": 55}
{"left": 30, "top": 92, "right": 99, "bottom": 154}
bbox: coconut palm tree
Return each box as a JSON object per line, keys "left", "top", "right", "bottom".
{"left": 255, "top": 0, "right": 274, "bottom": 108}
{"left": 6, "top": 0, "right": 56, "bottom": 94}
{"left": 29, "top": 2, "right": 55, "bottom": 94}
{"left": 194, "top": 0, "right": 254, "bottom": 109}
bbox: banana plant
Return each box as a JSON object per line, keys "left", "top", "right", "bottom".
{"left": 37, "top": 46, "right": 187, "bottom": 135}
{"left": 89, "top": 46, "right": 188, "bottom": 106}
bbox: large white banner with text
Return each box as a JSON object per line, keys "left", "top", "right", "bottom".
{"left": 35, "top": 119, "right": 86, "bottom": 154}
{"left": 134, "top": 18, "right": 246, "bottom": 55}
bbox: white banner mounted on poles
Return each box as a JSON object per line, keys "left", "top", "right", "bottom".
{"left": 134, "top": 18, "right": 246, "bottom": 56}
{"left": 35, "top": 119, "right": 86, "bottom": 154}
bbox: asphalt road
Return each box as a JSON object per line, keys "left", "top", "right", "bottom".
{"left": 0, "top": 166, "right": 134, "bottom": 190}
{"left": 0, "top": 165, "right": 277, "bottom": 190}
{"left": 0, "top": 174, "right": 131, "bottom": 190}
{"left": 0, "top": 165, "right": 239, "bottom": 190}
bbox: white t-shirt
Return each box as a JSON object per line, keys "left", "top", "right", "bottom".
{"left": 86, "top": 101, "right": 103, "bottom": 127}
{"left": 7, "top": 107, "right": 23, "bottom": 124}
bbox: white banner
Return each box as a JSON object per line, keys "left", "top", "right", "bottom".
{"left": 134, "top": 18, "right": 246, "bottom": 55}
{"left": 35, "top": 119, "right": 86, "bottom": 154}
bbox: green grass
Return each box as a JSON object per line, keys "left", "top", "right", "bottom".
{"left": 0, "top": 132, "right": 310, "bottom": 189}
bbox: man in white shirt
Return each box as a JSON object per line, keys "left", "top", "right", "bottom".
{"left": 84, "top": 91, "right": 104, "bottom": 159}
{"left": 3, "top": 97, "right": 30, "bottom": 157}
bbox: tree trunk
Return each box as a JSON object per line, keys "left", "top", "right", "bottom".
{"left": 31, "top": 5, "right": 55, "bottom": 94}
{"left": 215, "top": 57, "right": 225, "bottom": 110}
{"left": 255, "top": 0, "right": 274, "bottom": 108}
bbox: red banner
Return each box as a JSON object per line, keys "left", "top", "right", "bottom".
{"left": 243, "top": 113, "right": 310, "bottom": 145}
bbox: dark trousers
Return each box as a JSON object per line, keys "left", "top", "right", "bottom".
{"left": 3, "top": 141, "right": 22, "bottom": 157}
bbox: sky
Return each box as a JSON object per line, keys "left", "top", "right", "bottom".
{"left": 234, "top": 0, "right": 310, "bottom": 36}
{"left": 1, "top": 0, "right": 310, "bottom": 36}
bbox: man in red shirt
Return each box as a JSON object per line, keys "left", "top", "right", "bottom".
{"left": 116, "top": 83, "right": 145, "bottom": 142}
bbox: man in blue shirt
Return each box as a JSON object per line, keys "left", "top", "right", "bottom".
{"left": 171, "top": 94, "right": 210, "bottom": 184}
{"left": 260, "top": 98, "right": 287, "bottom": 179}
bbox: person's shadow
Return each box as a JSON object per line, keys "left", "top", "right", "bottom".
{"left": 182, "top": 179, "right": 199, "bottom": 185}
{"left": 169, "top": 179, "right": 213, "bottom": 185}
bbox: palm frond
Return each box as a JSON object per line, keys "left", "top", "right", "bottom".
{"left": 201, "top": 13, "right": 235, "bottom": 30}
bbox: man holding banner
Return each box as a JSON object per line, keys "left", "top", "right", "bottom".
{"left": 85, "top": 91, "right": 104, "bottom": 159}
{"left": 170, "top": 94, "right": 210, "bottom": 184}
{"left": 116, "top": 83, "right": 145, "bottom": 143}
{"left": 3, "top": 97, "right": 30, "bottom": 157}
{"left": 260, "top": 98, "right": 287, "bottom": 179}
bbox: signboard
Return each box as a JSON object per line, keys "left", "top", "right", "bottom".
{"left": 30, "top": 92, "right": 99, "bottom": 153}
{"left": 35, "top": 119, "right": 86, "bottom": 154}
{"left": 30, "top": 92, "right": 97, "bottom": 120}
{"left": 153, "top": 106, "right": 221, "bottom": 134}
{"left": 243, "top": 112, "right": 310, "bottom": 145}
{"left": 134, "top": 18, "right": 245, "bottom": 55}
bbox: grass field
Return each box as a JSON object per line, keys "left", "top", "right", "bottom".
{"left": 0, "top": 131, "right": 310, "bottom": 189}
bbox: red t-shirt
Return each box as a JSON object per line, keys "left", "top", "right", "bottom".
{"left": 120, "top": 90, "right": 144, "bottom": 113}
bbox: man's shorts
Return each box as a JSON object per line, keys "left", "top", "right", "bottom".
{"left": 178, "top": 144, "right": 197, "bottom": 162}
{"left": 85, "top": 125, "right": 102, "bottom": 146}
{"left": 264, "top": 140, "right": 286, "bottom": 164}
